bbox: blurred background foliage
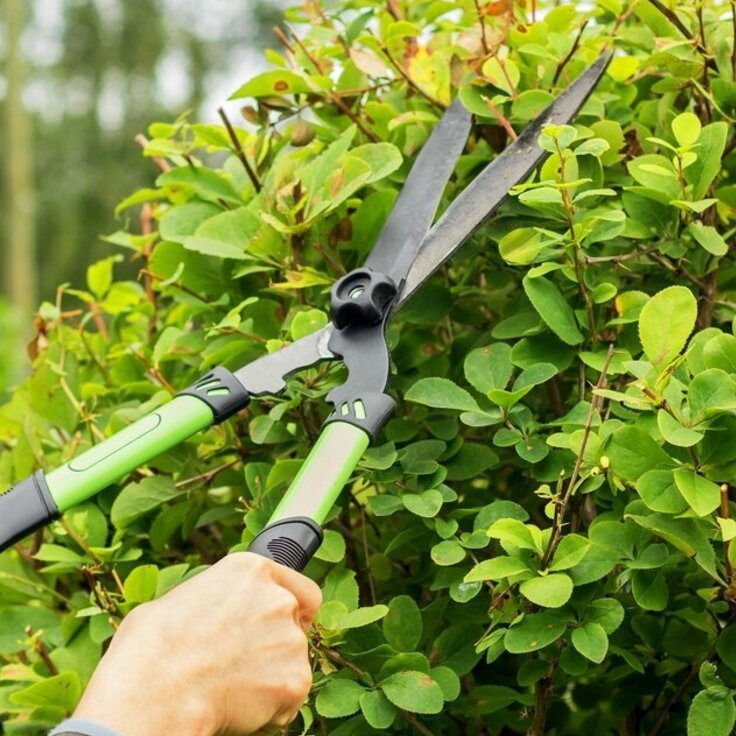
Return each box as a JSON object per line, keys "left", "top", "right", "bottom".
{"left": 0, "top": 0, "right": 286, "bottom": 387}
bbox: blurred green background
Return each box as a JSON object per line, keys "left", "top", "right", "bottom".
{"left": 0, "top": 0, "right": 286, "bottom": 391}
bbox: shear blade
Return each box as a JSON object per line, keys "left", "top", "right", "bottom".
{"left": 400, "top": 51, "right": 613, "bottom": 306}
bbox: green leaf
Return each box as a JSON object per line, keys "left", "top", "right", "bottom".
{"left": 464, "top": 344, "right": 512, "bottom": 393}
{"left": 230, "top": 69, "right": 313, "bottom": 98}
{"left": 673, "top": 469, "right": 722, "bottom": 517}
{"left": 124, "top": 565, "right": 159, "bottom": 604}
{"left": 687, "top": 222, "right": 728, "bottom": 256}
{"left": 111, "top": 476, "right": 181, "bottom": 529}
{"left": 381, "top": 671, "right": 444, "bottom": 714}
{"left": 571, "top": 622, "right": 608, "bottom": 663}
{"left": 291, "top": 309, "right": 328, "bottom": 340}
{"left": 401, "top": 489, "right": 444, "bottom": 518}
{"left": 316, "top": 679, "right": 364, "bottom": 718}
{"left": 181, "top": 207, "right": 260, "bottom": 260}
{"left": 703, "top": 334, "right": 736, "bottom": 373}
{"left": 636, "top": 469, "right": 688, "bottom": 514}
{"left": 87, "top": 256, "right": 121, "bottom": 299}
{"left": 487, "top": 519, "right": 541, "bottom": 553}
{"left": 686, "top": 122, "right": 728, "bottom": 199}
{"left": 687, "top": 687, "right": 736, "bottom": 736}
{"left": 431, "top": 540, "right": 466, "bottom": 566}
{"left": 631, "top": 569, "right": 668, "bottom": 611}
{"left": 10, "top": 672, "right": 81, "bottom": 713}
{"left": 585, "top": 598, "right": 625, "bottom": 634}
{"left": 638, "top": 286, "right": 697, "bottom": 369}
{"left": 498, "top": 228, "right": 556, "bottom": 265}
{"left": 157, "top": 166, "right": 241, "bottom": 206}
{"left": 549, "top": 535, "right": 590, "bottom": 571}
{"left": 482, "top": 57, "right": 520, "bottom": 96}
{"left": 657, "top": 410, "right": 703, "bottom": 447}
{"left": 430, "top": 666, "right": 461, "bottom": 702}
{"left": 606, "top": 426, "right": 673, "bottom": 482}
{"left": 672, "top": 112, "right": 701, "bottom": 147}
{"left": 511, "top": 89, "right": 554, "bottom": 120}
{"left": 314, "top": 529, "right": 346, "bottom": 563}
{"left": 522, "top": 275, "right": 583, "bottom": 345}
{"left": 689, "top": 369, "right": 736, "bottom": 421}
{"left": 627, "top": 513, "right": 719, "bottom": 580}
{"left": 360, "top": 690, "right": 397, "bottom": 729}
{"left": 405, "top": 377, "right": 480, "bottom": 413}
{"left": 519, "top": 574, "right": 573, "bottom": 608}
{"left": 340, "top": 605, "right": 389, "bottom": 630}
{"left": 716, "top": 625, "right": 736, "bottom": 671}
{"left": 504, "top": 611, "right": 568, "bottom": 653}
{"left": 464, "top": 556, "right": 531, "bottom": 582}
{"left": 383, "top": 595, "right": 422, "bottom": 652}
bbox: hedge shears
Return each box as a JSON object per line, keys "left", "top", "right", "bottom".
{"left": 0, "top": 53, "right": 611, "bottom": 570}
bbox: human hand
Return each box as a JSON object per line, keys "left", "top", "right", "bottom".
{"left": 73, "top": 552, "right": 322, "bottom": 736}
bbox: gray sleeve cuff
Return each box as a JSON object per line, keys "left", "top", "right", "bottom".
{"left": 49, "top": 718, "right": 122, "bottom": 736}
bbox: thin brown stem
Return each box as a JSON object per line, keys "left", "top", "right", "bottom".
{"left": 528, "top": 661, "right": 557, "bottom": 736}
{"left": 552, "top": 20, "right": 589, "bottom": 86}
{"left": 541, "top": 345, "right": 615, "bottom": 569}
{"left": 175, "top": 459, "right": 240, "bottom": 489}
{"left": 286, "top": 26, "right": 380, "bottom": 141}
{"left": 732, "top": 1, "right": 736, "bottom": 81}
{"left": 722, "top": 484, "right": 733, "bottom": 587}
{"left": 134, "top": 133, "right": 171, "bottom": 172}
{"left": 474, "top": 0, "right": 489, "bottom": 54}
{"left": 482, "top": 96, "right": 518, "bottom": 140}
{"left": 374, "top": 34, "right": 446, "bottom": 111}
{"left": 217, "top": 107, "right": 262, "bottom": 192}
{"left": 647, "top": 0, "right": 716, "bottom": 71}
{"left": 585, "top": 247, "right": 658, "bottom": 264}
{"left": 26, "top": 626, "right": 59, "bottom": 675}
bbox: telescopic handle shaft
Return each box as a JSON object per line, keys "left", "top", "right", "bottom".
{"left": 247, "top": 422, "right": 369, "bottom": 571}
{"left": 0, "top": 367, "right": 250, "bottom": 552}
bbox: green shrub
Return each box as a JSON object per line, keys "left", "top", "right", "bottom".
{"left": 3, "top": 1, "right": 736, "bottom": 734}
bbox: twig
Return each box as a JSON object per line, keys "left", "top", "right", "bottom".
{"left": 134, "top": 134, "right": 171, "bottom": 173}
{"left": 175, "top": 459, "right": 240, "bottom": 489}
{"left": 722, "top": 484, "right": 733, "bottom": 588}
{"left": 528, "top": 662, "right": 557, "bottom": 736}
{"left": 374, "top": 34, "right": 446, "bottom": 111}
{"left": 25, "top": 626, "right": 59, "bottom": 676}
{"left": 474, "top": 0, "right": 490, "bottom": 55}
{"left": 283, "top": 26, "right": 380, "bottom": 142}
{"left": 140, "top": 203, "right": 157, "bottom": 336}
{"left": 732, "top": 1, "right": 736, "bottom": 81}
{"left": 217, "top": 107, "right": 262, "bottom": 192}
{"left": 646, "top": 0, "right": 717, "bottom": 71}
{"left": 584, "top": 247, "right": 658, "bottom": 264}
{"left": 482, "top": 96, "right": 518, "bottom": 140}
{"left": 541, "top": 345, "right": 615, "bottom": 569}
{"left": 552, "top": 21, "right": 589, "bottom": 86}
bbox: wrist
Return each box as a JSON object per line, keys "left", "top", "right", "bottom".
{"left": 74, "top": 610, "right": 216, "bottom": 736}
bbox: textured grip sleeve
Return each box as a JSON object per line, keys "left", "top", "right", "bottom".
{"left": 0, "top": 470, "right": 59, "bottom": 553}
{"left": 248, "top": 517, "right": 323, "bottom": 571}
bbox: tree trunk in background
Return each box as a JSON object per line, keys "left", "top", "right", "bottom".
{"left": 4, "top": 0, "right": 36, "bottom": 333}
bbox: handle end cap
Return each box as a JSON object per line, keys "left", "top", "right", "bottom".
{"left": 0, "top": 471, "right": 60, "bottom": 553}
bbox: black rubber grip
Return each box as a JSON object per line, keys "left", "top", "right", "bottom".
{"left": 178, "top": 366, "right": 251, "bottom": 424}
{"left": 248, "top": 517, "right": 323, "bottom": 571}
{"left": 0, "top": 470, "right": 60, "bottom": 553}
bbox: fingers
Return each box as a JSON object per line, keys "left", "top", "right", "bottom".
{"left": 230, "top": 552, "right": 323, "bottom": 631}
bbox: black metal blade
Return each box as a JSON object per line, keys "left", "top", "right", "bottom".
{"left": 365, "top": 97, "right": 472, "bottom": 285}
{"left": 399, "top": 51, "right": 613, "bottom": 306}
{"left": 233, "top": 325, "right": 335, "bottom": 396}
